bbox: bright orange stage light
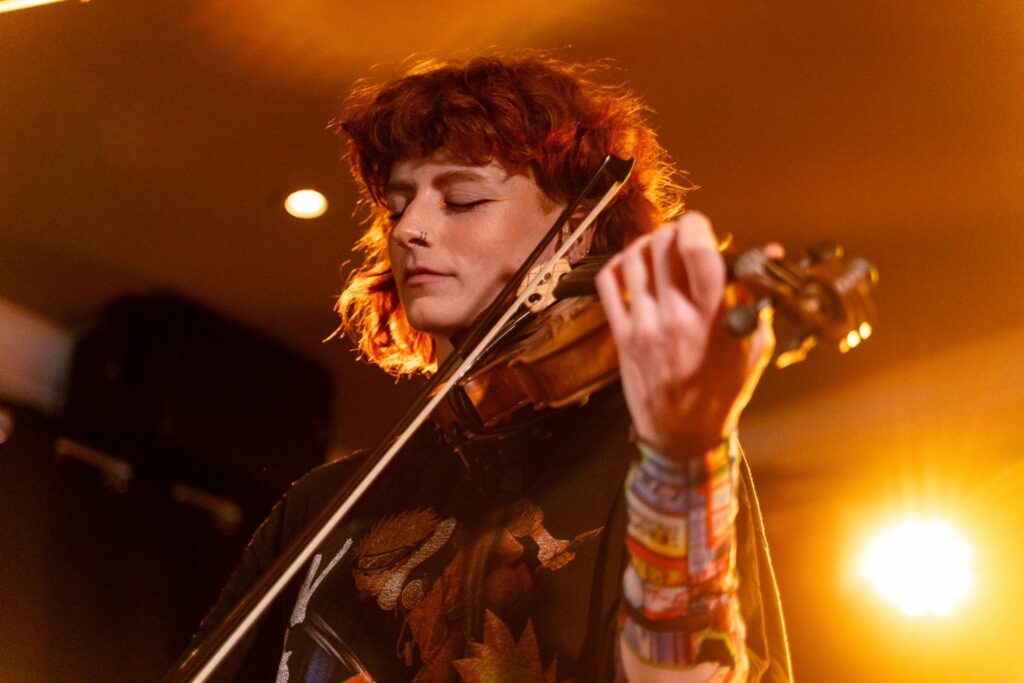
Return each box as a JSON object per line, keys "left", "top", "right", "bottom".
{"left": 857, "top": 518, "right": 974, "bottom": 617}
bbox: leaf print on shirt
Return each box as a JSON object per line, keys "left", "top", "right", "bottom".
{"left": 452, "top": 611, "right": 563, "bottom": 683}
{"left": 352, "top": 507, "right": 457, "bottom": 610}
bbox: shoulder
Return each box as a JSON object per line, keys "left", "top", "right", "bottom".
{"left": 273, "top": 454, "right": 369, "bottom": 541}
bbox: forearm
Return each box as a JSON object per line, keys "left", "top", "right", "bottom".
{"left": 618, "top": 435, "right": 747, "bottom": 682}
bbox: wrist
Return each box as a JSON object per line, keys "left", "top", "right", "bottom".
{"left": 635, "top": 430, "right": 737, "bottom": 464}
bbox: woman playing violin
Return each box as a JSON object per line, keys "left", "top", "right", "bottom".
{"left": 182, "top": 53, "right": 791, "bottom": 682}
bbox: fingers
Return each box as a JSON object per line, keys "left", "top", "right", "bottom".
{"left": 675, "top": 211, "right": 725, "bottom": 315}
{"left": 762, "top": 241, "right": 785, "bottom": 260}
{"left": 620, "top": 234, "right": 659, "bottom": 330}
{"left": 597, "top": 225, "right": 673, "bottom": 349}
{"left": 597, "top": 211, "right": 726, "bottom": 330}
{"left": 596, "top": 211, "right": 773, "bottom": 455}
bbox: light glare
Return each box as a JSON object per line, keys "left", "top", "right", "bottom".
{"left": 0, "top": 0, "right": 78, "bottom": 14}
{"left": 858, "top": 519, "right": 974, "bottom": 617}
{"left": 284, "top": 189, "right": 328, "bottom": 219}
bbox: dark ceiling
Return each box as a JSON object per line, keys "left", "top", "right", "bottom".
{"left": 3, "top": 1, "right": 1024, "bottom": 680}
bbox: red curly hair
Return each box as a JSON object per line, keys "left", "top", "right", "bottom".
{"left": 332, "top": 53, "right": 690, "bottom": 377}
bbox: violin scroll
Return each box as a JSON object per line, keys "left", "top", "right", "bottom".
{"left": 727, "top": 241, "right": 878, "bottom": 368}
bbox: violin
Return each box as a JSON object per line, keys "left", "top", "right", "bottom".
{"left": 437, "top": 241, "right": 877, "bottom": 439}
{"left": 169, "top": 154, "right": 877, "bottom": 680}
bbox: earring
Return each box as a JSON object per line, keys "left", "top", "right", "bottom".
{"left": 561, "top": 223, "right": 571, "bottom": 245}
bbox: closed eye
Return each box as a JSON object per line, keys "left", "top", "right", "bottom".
{"left": 384, "top": 201, "right": 405, "bottom": 225}
{"left": 442, "top": 198, "right": 493, "bottom": 212}
{"left": 386, "top": 198, "right": 492, "bottom": 226}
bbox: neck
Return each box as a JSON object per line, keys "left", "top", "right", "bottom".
{"left": 434, "top": 335, "right": 455, "bottom": 366}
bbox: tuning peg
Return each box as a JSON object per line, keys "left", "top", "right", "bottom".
{"left": 805, "top": 241, "right": 843, "bottom": 265}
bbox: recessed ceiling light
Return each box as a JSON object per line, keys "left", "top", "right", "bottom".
{"left": 284, "top": 189, "right": 328, "bottom": 219}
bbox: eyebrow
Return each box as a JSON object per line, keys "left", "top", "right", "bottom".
{"left": 385, "top": 169, "right": 497, "bottom": 195}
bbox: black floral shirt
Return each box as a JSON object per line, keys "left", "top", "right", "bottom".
{"left": 177, "top": 387, "right": 789, "bottom": 682}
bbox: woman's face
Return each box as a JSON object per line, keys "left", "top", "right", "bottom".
{"left": 385, "top": 153, "right": 564, "bottom": 345}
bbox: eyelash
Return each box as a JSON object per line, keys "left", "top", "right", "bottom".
{"left": 443, "top": 198, "right": 492, "bottom": 212}
{"left": 387, "top": 198, "right": 492, "bottom": 224}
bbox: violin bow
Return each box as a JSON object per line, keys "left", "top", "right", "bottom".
{"left": 168, "top": 154, "right": 635, "bottom": 682}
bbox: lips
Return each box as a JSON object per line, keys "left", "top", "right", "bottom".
{"left": 403, "top": 265, "right": 450, "bottom": 286}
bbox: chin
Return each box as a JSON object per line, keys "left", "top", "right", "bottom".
{"left": 405, "top": 309, "right": 470, "bottom": 340}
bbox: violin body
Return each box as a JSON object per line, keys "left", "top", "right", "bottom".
{"left": 459, "top": 297, "right": 618, "bottom": 428}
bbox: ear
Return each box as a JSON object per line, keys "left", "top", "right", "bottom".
{"left": 562, "top": 205, "right": 597, "bottom": 264}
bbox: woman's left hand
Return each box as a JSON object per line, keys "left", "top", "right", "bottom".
{"left": 594, "top": 211, "right": 775, "bottom": 460}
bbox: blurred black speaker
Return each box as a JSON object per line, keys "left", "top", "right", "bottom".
{"left": 62, "top": 291, "right": 332, "bottom": 505}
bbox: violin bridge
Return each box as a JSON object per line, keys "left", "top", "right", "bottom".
{"left": 517, "top": 258, "right": 572, "bottom": 312}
